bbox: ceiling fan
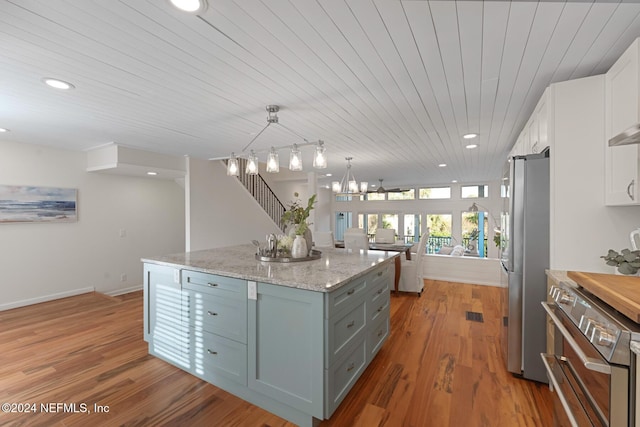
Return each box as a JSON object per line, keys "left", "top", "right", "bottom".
{"left": 368, "top": 179, "right": 407, "bottom": 194}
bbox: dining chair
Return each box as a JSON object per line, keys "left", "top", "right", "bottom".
{"left": 344, "top": 232, "right": 369, "bottom": 251}
{"left": 314, "top": 231, "right": 335, "bottom": 248}
{"left": 375, "top": 228, "right": 396, "bottom": 244}
{"left": 399, "top": 230, "right": 430, "bottom": 296}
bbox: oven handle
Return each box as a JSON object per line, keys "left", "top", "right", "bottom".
{"left": 540, "top": 354, "right": 580, "bottom": 427}
{"left": 541, "top": 302, "right": 611, "bottom": 374}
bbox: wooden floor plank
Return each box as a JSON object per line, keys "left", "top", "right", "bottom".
{"left": 0, "top": 282, "right": 552, "bottom": 426}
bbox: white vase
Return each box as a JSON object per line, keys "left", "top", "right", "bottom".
{"left": 291, "top": 234, "right": 308, "bottom": 258}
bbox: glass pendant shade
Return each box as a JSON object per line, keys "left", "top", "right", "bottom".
{"left": 313, "top": 141, "right": 327, "bottom": 169}
{"left": 266, "top": 147, "right": 279, "bottom": 173}
{"left": 360, "top": 182, "right": 368, "bottom": 193}
{"left": 332, "top": 181, "right": 341, "bottom": 192}
{"left": 289, "top": 144, "right": 302, "bottom": 171}
{"left": 246, "top": 150, "right": 258, "bottom": 175}
{"left": 227, "top": 153, "right": 239, "bottom": 176}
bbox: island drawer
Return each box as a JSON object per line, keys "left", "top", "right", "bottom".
{"left": 368, "top": 288, "right": 390, "bottom": 323}
{"left": 191, "top": 328, "right": 247, "bottom": 386}
{"left": 367, "top": 313, "right": 389, "bottom": 362}
{"left": 182, "top": 270, "right": 246, "bottom": 300}
{"left": 325, "top": 336, "right": 367, "bottom": 417}
{"left": 184, "top": 290, "right": 247, "bottom": 343}
{"left": 326, "top": 299, "right": 366, "bottom": 368}
{"left": 367, "top": 263, "right": 392, "bottom": 288}
{"left": 325, "top": 275, "right": 367, "bottom": 318}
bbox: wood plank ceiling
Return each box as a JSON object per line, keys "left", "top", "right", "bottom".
{"left": 2, "top": 0, "right": 640, "bottom": 187}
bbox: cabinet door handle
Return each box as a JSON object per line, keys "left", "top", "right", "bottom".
{"left": 346, "top": 320, "right": 355, "bottom": 328}
{"left": 377, "top": 330, "right": 384, "bottom": 337}
{"left": 207, "top": 282, "right": 219, "bottom": 287}
{"left": 627, "top": 179, "right": 635, "bottom": 201}
{"left": 376, "top": 288, "right": 383, "bottom": 295}
{"left": 207, "top": 349, "right": 218, "bottom": 355}
{"left": 347, "top": 289, "right": 355, "bottom": 295}
{"left": 377, "top": 306, "right": 383, "bottom": 312}
{"left": 207, "top": 311, "right": 218, "bottom": 316}
{"left": 346, "top": 362, "right": 355, "bottom": 372}
{"left": 377, "top": 271, "right": 383, "bottom": 277}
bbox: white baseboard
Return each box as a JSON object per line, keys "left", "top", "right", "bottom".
{"left": 104, "top": 285, "right": 143, "bottom": 296}
{"left": 422, "top": 255, "right": 503, "bottom": 287}
{"left": 0, "top": 287, "right": 95, "bottom": 311}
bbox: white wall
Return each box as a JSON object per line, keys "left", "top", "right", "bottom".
{"left": 550, "top": 75, "right": 640, "bottom": 272}
{"left": 185, "top": 158, "right": 281, "bottom": 251}
{"left": 0, "top": 140, "right": 185, "bottom": 310}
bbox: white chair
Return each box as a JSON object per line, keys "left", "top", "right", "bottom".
{"left": 344, "top": 232, "right": 369, "bottom": 252}
{"left": 314, "top": 231, "right": 335, "bottom": 248}
{"left": 399, "top": 230, "right": 429, "bottom": 296}
{"left": 346, "top": 227, "right": 366, "bottom": 235}
{"left": 375, "top": 228, "right": 396, "bottom": 244}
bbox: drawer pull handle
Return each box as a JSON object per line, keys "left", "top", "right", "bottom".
{"left": 377, "top": 306, "right": 383, "bottom": 312}
{"left": 346, "top": 320, "right": 355, "bottom": 328}
{"left": 207, "top": 349, "right": 218, "bottom": 355}
{"left": 377, "top": 289, "right": 383, "bottom": 295}
{"left": 207, "top": 282, "right": 219, "bottom": 287}
{"left": 378, "top": 330, "right": 384, "bottom": 337}
{"left": 377, "top": 271, "right": 383, "bottom": 276}
{"left": 346, "top": 362, "right": 355, "bottom": 372}
{"left": 347, "top": 289, "right": 355, "bottom": 295}
{"left": 207, "top": 311, "right": 218, "bottom": 316}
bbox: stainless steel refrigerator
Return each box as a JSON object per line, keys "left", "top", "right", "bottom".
{"left": 502, "top": 149, "right": 549, "bottom": 384}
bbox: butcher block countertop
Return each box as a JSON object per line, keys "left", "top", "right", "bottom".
{"left": 568, "top": 271, "right": 640, "bottom": 323}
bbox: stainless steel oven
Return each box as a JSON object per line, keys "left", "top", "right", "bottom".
{"left": 542, "top": 281, "right": 639, "bottom": 427}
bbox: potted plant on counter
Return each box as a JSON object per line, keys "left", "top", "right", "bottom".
{"left": 281, "top": 193, "right": 316, "bottom": 258}
{"left": 601, "top": 248, "right": 640, "bottom": 275}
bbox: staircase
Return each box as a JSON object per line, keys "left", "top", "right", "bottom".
{"left": 228, "top": 158, "right": 286, "bottom": 231}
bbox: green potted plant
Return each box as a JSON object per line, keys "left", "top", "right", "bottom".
{"left": 281, "top": 193, "right": 316, "bottom": 257}
{"left": 601, "top": 248, "right": 640, "bottom": 275}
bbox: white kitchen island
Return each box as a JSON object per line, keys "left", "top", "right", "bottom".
{"left": 141, "top": 244, "right": 397, "bottom": 427}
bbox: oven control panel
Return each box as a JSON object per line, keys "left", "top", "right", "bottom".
{"left": 549, "top": 283, "right": 622, "bottom": 360}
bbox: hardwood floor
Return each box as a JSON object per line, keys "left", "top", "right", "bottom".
{"left": 0, "top": 280, "right": 552, "bottom": 427}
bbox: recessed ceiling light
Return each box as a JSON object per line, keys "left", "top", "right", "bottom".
{"left": 169, "top": 0, "right": 207, "bottom": 13}
{"left": 463, "top": 133, "right": 478, "bottom": 139}
{"left": 325, "top": 173, "right": 332, "bottom": 177}
{"left": 147, "top": 171, "right": 158, "bottom": 176}
{"left": 452, "top": 180, "right": 458, "bottom": 183}
{"left": 0, "top": 128, "right": 9, "bottom": 132}
{"left": 438, "top": 163, "right": 447, "bottom": 167}
{"left": 42, "top": 78, "right": 75, "bottom": 90}
{"left": 466, "top": 144, "right": 478, "bottom": 149}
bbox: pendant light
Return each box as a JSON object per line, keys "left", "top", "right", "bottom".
{"left": 332, "top": 157, "right": 367, "bottom": 195}
{"left": 227, "top": 152, "right": 239, "bottom": 176}
{"left": 266, "top": 147, "right": 280, "bottom": 173}
{"left": 218, "top": 105, "right": 328, "bottom": 176}
{"left": 289, "top": 144, "right": 302, "bottom": 171}
{"left": 313, "top": 140, "right": 327, "bottom": 169}
{"left": 246, "top": 150, "right": 258, "bottom": 175}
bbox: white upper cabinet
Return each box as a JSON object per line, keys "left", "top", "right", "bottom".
{"left": 605, "top": 38, "right": 640, "bottom": 205}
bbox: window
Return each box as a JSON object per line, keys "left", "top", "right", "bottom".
{"left": 366, "top": 192, "right": 386, "bottom": 201}
{"left": 419, "top": 187, "right": 451, "bottom": 199}
{"left": 461, "top": 185, "right": 488, "bottom": 198}
{"left": 426, "top": 214, "right": 452, "bottom": 254}
{"left": 358, "top": 214, "right": 378, "bottom": 239}
{"left": 381, "top": 214, "right": 398, "bottom": 231}
{"left": 403, "top": 214, "right": 421, "bottom": 243}
{"left": 461, "top": 211, "right": 489, "bottom": 258}
{"left": 387, "top": 189, "right": 415, "bottom": 200}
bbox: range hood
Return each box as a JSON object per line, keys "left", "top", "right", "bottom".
{"left": 609, "top": 123, "right": 640, "bottom": 146}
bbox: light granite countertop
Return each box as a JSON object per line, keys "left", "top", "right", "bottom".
{"left": 142, "top": 244, "right": 400, "bottom": 293}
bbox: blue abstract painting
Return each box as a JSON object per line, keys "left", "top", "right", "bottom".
{"left": 0, "top": 185, "right": 77, "bottom": 223}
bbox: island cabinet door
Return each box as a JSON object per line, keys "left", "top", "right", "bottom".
{"left": 247, "top": 282, "right": 325, "bottom": 420}
{"left": 143, "top": 263, "right": 191, "bottom": 371}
